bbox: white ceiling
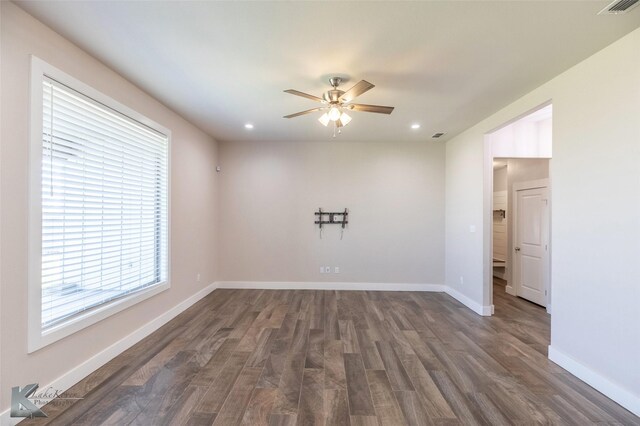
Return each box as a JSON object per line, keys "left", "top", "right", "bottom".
{"left": 16, "top": 1, "right": 640, "bottom": 143}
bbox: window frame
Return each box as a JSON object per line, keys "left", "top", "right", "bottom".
{"left": 28, "top": 56, "right": 171, "bottom": 353}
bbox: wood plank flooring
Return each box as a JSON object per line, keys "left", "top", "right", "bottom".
{"left": 24, "top": 281, "right": 639, "bottom": 425}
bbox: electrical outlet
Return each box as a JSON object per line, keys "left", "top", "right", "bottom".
{"left": 197, "top": 273, "right": 201, "bottom": 282}
{"left": 325, "top": 266, "right": 331, "bottom": 274}
{"left": 319, "top": 266, "right": 325, "bottom": 274}
{"left": 334, "top": 267, "right": 340, "bottom": 273}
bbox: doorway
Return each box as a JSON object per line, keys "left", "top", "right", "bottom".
{"left": 492, "top": 159, "right": 550, "bottom": 308}
{"left": 485, "top": 102, "right": 552, "bottom": 314}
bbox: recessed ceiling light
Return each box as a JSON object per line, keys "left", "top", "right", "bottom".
{"left": 411, "top": 124, "right": 421, "bottom": 129}
{"left": 244, "top": 123, "right": 254, "bottom": 129}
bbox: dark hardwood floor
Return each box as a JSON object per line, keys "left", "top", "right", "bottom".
{"left": 25, "top": 281, "right": 639, "bottom": 425}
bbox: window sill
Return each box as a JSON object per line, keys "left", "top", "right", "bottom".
{"left": 28, "top": 281, "right": 170, "bottom": 353}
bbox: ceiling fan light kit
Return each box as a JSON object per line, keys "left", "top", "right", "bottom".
{"left": 328, "top": 106, "right": 342, "bottom": 121}
{"left": 318, "top": 113, "right": 330, "bottom": 127}
{"left": 284, "top": 77, "right": 394, "bottom": 136}
{"left": 339, "top": 112, "right": 352, "bottom": 126}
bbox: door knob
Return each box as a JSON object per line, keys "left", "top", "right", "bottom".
{"left": 515, "top": 247, "right": 521, "bottom": 252}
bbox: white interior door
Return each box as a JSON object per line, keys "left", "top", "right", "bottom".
{"left": 514, "top": 184, "right": 549, "bottom": 306}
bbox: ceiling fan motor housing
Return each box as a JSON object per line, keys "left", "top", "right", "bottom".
{"left": 323, "top": 89, "right": 345, "bottom": 104}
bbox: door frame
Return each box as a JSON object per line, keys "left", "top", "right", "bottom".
{"left": 511, "top": 178, "right": 551, "bottom": 310}
{"left": 483, "top": 101, "right": 552, "bottom": 317}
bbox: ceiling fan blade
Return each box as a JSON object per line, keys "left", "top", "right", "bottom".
{"left": 283, "top": 107, "right": 325, "bottom": 119}
{"left": 284, "top": 89, "right": 325, "bottom": 103}
{"left": 348, "top": 104, "right": 395, "bottom": 114}
{"left": 338, "top": 80, "right": 375, "bottom": 103}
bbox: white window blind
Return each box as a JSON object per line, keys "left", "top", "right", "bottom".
{"left": 40, "top": 77, "right": 168, "bottom": 330}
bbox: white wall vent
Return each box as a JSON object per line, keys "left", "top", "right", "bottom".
{"left": 432, "top": 132, "right": 446, "bottom": 139}
{"left": 598, "top": 0, "right": 639, "bottom": 14}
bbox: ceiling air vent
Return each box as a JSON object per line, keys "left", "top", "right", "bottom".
{"left": 598, "top": 0, "right": 639, "bottom": 14}
{"left": 432, "top": 132, "right": 446, "bottom": 139}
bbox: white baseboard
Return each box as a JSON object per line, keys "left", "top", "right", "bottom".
{"left": 505, "top": 285, "right": 516, "bottom": 296}
{"left": 548, "top": 345, "right": 640, "bottom": 417}
{"left": 444, "top": 286, "right": 493, "bottom": 316}
{"left": 216, "top": 281, "right": 446, "bottom": 292}
{"left": 0, "top": 282, "right": 218, "bottom": 425}
{"left": 218, "top": 281, "right": 493, "bottom": 317}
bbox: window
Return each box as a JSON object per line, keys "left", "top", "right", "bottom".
{"left": 29, "top": 57, "right": 170, "bottom": 351}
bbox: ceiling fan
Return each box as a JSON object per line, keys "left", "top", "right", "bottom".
{"left": 283, "top": 77, "right": 394, "bottom": 135}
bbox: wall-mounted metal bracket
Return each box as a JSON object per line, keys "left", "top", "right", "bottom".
{"left": 314, "top": 208, "right": 348, "bottom": 229}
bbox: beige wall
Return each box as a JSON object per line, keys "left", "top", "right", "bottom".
{"left": 0, "top": 2, "right": 218, "bottom": 410}
{"left": 217, "top": 140, "right": 445, "bottom": 285}
{"left": 445, "top": 27, "right": 640, "bottom": 408}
